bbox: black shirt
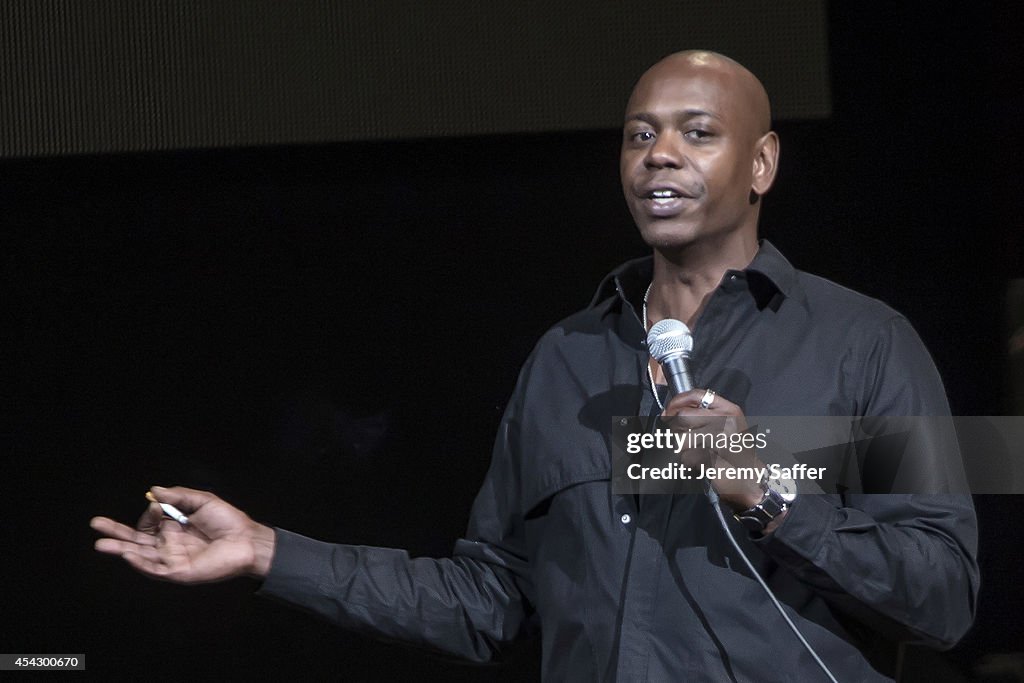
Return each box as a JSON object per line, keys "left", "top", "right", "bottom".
{"left": 259, "top": 241, "right": 978, "bottom": 682}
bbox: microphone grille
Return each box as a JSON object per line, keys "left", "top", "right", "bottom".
{"left": 646, "top": 318, "right": 694, "bottom": 362}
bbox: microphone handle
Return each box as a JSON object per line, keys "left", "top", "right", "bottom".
{"left": 661, "top": 354, "right": 693, "bottom": 395}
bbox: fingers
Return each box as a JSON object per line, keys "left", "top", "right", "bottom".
{"left": 93, "top": 526, "right": 201, "bottom": 583}
{"left": 90, "top": 516, "right": 159, "bottom": 547}
{"left": 147, "top": 485, "right": 218, "bottom": 514}
{"left": 91, "top": 514, "right": 163, "bottom": 558}
{"left": 660, "top": 389, "right": 751, "bottom": 465}
{"left": 666, "top": 388, "right": 712, "bottom": 406}
{"left": 136, "top": 502, "right": 168, "bottom": 533}
{"left": 664, "top": 388, "right": 740, "bottom": 417}
{"left": 94, "top": 538, "right": 163, "bottom": 557}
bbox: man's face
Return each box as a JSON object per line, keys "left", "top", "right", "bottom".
{"left": 620, "top": 56, "right": 767, "bottom": 251}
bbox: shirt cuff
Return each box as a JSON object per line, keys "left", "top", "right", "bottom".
{"left": 256, "top": 527, "right": 352, "bottom": 604}
{"left": 751, "top": 494, "right": 839, "bottom": 567}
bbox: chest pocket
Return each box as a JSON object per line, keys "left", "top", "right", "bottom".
{"left": 516, "top": 390, "right": 617, "bottom": 519}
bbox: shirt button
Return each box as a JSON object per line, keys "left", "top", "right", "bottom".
{"left": 620, "top": 514, "right": 631, "bottom": 524}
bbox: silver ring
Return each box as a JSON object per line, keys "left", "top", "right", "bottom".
{"left": 699, "top": 389, "right": 716, "bottom": 409}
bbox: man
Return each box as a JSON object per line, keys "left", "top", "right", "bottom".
{"left": 92, "top": 51, "right": 978, "bottom": 681}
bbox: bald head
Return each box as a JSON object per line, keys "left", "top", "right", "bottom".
{"left": 620, "top": 50, "right": 780, "bottom": 254}
{"left": 628, "top": 50, "right": 772, "bottom": 137}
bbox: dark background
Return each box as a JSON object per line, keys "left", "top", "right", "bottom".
{"left": 4, "top": 3, "right": 1022, "bottom": 681}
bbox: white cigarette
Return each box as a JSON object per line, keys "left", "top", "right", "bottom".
{"left": 145, "top": 491, "right": 189, "bottom": 525}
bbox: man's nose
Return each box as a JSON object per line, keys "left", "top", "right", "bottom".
{"left": 645, "top": 131, "right": 685, "bottom": 169}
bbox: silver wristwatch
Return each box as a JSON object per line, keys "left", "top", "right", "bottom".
{"left": 734, "top": 475, "right": 797, "bottom": 532}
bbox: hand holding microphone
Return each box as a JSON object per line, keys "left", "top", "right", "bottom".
{"left": 647, "top": 319, "right": 764, "bottom": 511}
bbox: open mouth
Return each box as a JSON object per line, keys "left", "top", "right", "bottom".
{"left": 636, "top": 186, "right": 693, "bottom": 217}
{"left": 647, "top": 189, "right": 683, "bottom": 205}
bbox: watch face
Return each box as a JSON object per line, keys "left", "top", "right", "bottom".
{"left": 767, "top": 476, "right": 798, "bottom": 502}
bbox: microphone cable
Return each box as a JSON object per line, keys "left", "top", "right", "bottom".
{"left": 705, "top": 484, "right": 840, "bottom": 683}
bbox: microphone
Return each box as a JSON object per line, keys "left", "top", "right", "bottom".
{"left": 646, "top": 319, "right": 695, "bottom": 395}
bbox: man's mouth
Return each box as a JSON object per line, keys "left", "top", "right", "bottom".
{"left": 648, "top": 189, "right": 683, "bottom": 205}
{"left": 637, "top": 187, "right": 693, "bottom": 217}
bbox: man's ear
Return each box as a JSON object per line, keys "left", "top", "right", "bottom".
{"left": 751, "top": 131, "right": 780, "bottom": 197}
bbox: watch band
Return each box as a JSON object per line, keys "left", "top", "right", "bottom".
{"left": 734, "top": 485, "right": 789, "bottom": 532}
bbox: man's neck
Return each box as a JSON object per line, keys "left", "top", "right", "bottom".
{"left": 646, "top": 232, "right": 759, "bottom": 329}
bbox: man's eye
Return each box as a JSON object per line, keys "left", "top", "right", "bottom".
{"left": 631, "top": 131, "right": 655, "bottom": 143}
{"left": 686, "top": 129, "right": 712, "bottom": 140}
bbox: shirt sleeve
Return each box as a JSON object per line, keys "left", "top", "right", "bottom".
{"left": 754, "top": 315, "right": 980, "bottom": 649}
{"left": 255, "top": 379, "right": 535, "bottom": 662}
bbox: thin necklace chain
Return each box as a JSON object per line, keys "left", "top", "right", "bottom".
{"left": 642, "top": 282, "right": 665, "bottom": 412}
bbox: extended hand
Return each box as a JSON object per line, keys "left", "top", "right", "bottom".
{"left": 90, "top": 486, "right": 276, "bottom": 583}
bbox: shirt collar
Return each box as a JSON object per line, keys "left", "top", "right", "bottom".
{"left": 745, "top": 239, "right": 799, "bottom": 300}
{"left": 589, "top": 239, "right": 802, "bottom": 311}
